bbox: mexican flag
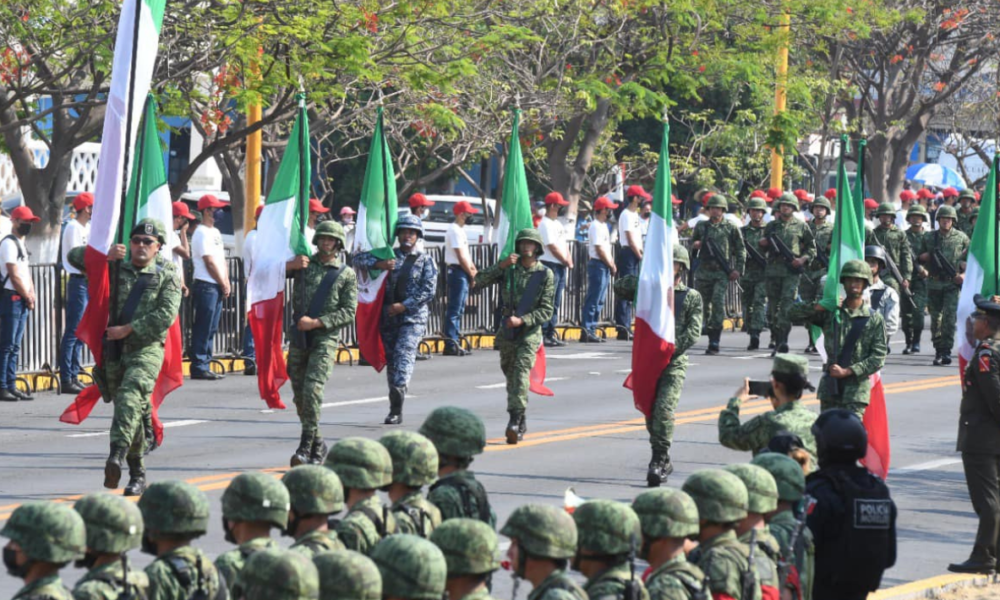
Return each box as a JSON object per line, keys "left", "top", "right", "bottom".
{"left": 624, "top": 120, "right": 674, "bottom": 416}
{"left": 496, "top": 110, "right": 551, "bottom": 396}
{"left": 60, "top": 97, "right": 183, "bottom": 445}
{"left": 957, "top": 154, "right": 1000, "bottom": 381}
{"left": 246, "top": 96, "right": 311, "bottom": 409}
{"left": 353, "top": 108, "right": 397, "bottom": 372}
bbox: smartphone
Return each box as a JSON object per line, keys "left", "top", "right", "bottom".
{"left": 748, "top": 380, "right": 772, "bottom": 397}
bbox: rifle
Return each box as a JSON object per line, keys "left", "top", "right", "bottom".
{"left": 704, "top": 237, "right": 734, "bottom": 274}
{"left": 931, "top": 245, "right": 960, "bottom": 286}
{"left": 742, "top": 528, "right": 760, "bottom": 600}
{"left": 767, "top": 233, "right": 804, "bottom": 274}
{"left": 744, "top": 237, "right": 767, "bottom": 269}
{"left": 118, "top": 552, "right": 137, "bottom": 600}
{"left": 815, "top": 246, "right": 829, "bottom": 269}
{"left": 871, "top": 232, "right": 915, "bottom": 307}
{"left": 622, "top": 535, "right": 641, "bottom": 600}
{"left": 777, "top": 495, "right": 816, "bottom": 600}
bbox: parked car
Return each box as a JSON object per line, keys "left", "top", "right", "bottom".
{"left": 178, "top": 190, "right": 236, "bottom": 257}
{"left": 1, "top": 191, "right": 77, "bottom": 224}
{"left": 398, "top": 194, "right": 496, "bottom": 247}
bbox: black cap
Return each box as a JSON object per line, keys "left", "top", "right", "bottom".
{"left": 974, "top": 294, "right": 1000, "bottom": 319}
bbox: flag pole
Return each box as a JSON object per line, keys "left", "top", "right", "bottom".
{"left": 993, "top": 153, "right": 999, "bottom": 295}
{"left": 296, "top": 94, "right": 308, "bottom": 322}
{"left": 379, "top": 108, "right": 392, "bottom": 249}
{"left": 109, "top": 0, "right": 146, "bottom": 328}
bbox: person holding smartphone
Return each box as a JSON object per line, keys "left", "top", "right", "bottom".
{"left": 717, "top": 353, "right": 818, "bottom": 462}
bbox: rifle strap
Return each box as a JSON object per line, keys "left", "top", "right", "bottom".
{"left": 514, "top": 270, "right": 547, "bottom": 317}
{"left": 870, "top": 288, "right": 887, "bottom": 311}
{"left": 305, "top": 265, "right": 345, "bottom": 318}
{"left": 389, "top": 254, "right": 418, "bottom": 304}
{"left": 120, "top": 264, "right": 163, "bottom": 325}
{"left": 836, "top": 314, "right": 871, "bottom": 367}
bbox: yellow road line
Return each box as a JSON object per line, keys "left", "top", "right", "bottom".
{"left": 868, "top": 572, "right": 986, "bottom": 599}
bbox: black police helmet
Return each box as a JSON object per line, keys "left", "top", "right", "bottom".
{"left": 811, "top": 409, "right": 867, "bottom": 466}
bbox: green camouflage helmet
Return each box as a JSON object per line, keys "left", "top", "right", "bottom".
{"left": 313, "top": 220, "right": 346, "bottom": 247}
{"left": 747, "top": 197, "right": 768, "bottom": 211}
{"left": 380, "top": 430, "right": 439, "bottom": 488}
{"left": 907, "top": 204, "right": 930, "bottom": 222}
{"left": 515, "top": 228, "right": 545, "bottom": 257}
{"left": 430, "top": 518, "right": 500, "bottom": 576}
{"left": 500, "top": 504, "right": 577, "bottom": 560}
{"left": 572, "top": 500, "right": 642, "bottom": 556}
{"left": 324, "top": 437, "right": 393, "bottom": 490}
{"left": 74, "top": 493, "right": 144, "bottom": 554}
{"left": 282, "top": 465, "right": 344, "bottom": 516}
{"left": 959, "top": 189, "right": 977, "bottom": 201}
{"left": 632, "top": 489, "right": 699, "bottom": 540}
{"left": 138, "top": 480, "right": 210, "bottom": 536}
{"left": 706, "top": 194, "right": 728, "bottom": 209}
{"left": 875, "top": 202, "right": 896, "bottom": 217}
{"left": 372, "top": 535, "right": 447, "bottom": 600}
{"left": 130, "top": 218, "right": 167, "bottom": 245}
{"left": 811, "top": 197, "right": 832, "bottom": 212}
{"left": 222, "top": 471, "right": 291, "bottom": 529}
{"left": 774, "top": 192, "right": 799, "bottom": 210}
{"left": 682, "top": 469, "right": 749, "bottom": 523}
{"left": 239, "top": 548, "right": 319, "bottom": 600}
{"left": 723, "top": 464, "right": 779, "bottom": 514}
{"left": 673, "top": 244, "right": 690, "bottom": 269}
{"left": 937, "top": 205, "right": 958, "bottom": 220}
{"left": 751, "top": 453, "right": 805, "bottom": 502}
{"left": 839, "top": 259, "right": 872, "bottom": 285}
{"left": 419, "top": 406, "right": 486, "bottom": 458}
{"left": 314, "top": 550, "right": 382, "bottom": 600}
{"left": 1, "top": 502, "right": 85, "bottom": 563}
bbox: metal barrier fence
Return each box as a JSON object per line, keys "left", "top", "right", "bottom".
{"left": 16, "top": 239, "right": 744, "bottom": 377}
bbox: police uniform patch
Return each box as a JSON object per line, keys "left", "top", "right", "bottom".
{"left": 980, "top": 352, "right": 991, "bottom": 373}
{"left": 854, "top": 498, "right": 892, "bottom": 529}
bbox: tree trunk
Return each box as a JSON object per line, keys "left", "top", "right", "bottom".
{"left": 547, "top": 98, "right": 613, "bottom": 221}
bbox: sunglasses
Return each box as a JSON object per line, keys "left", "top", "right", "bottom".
{"left": 130, "top": 236, "right": 158, "bottom": 246}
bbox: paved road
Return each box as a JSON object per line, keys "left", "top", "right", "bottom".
{"left": 0, "top": 328, "right": 976, "bottom": 597}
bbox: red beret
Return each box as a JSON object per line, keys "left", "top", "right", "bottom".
{"left": 863, "top": 198, "right": 879, "bottom": 209}
{"left": 824, "top": 188, "right": 837, "bottom": 200}
{"left": 899, "top": 190, "right": 917, "bottom": 201}
{"left": 766, "top": 187, "right": 782, "bottom": 199}
{"left": 942, "top": 187, "right": 959, "bottom": 198}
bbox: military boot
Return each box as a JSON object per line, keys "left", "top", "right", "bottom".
{"left": 143, "top": 415, "right": 159, "bottom": 456}
{"left": 123, "top": 455, "right": 146, "bottom": 497}
{"left": 518, "top": 413, "right": 527, "bottom": 440}
{"left": 309, "top": 436, "right": 328, "bottom": 465}
{"left": 902, "top": 331, "right": 913, "bottom": 354}
{"left": 384, "top": 386, "right": 405, "bottom": 425}
{"left": 910, "top": 331, "right": 922, "bottom": 353}
{"left": 777, "top": 334, "right": 790, "bottom": 355}
{"left": 747, "top": 332, "right": 760, "bottom": 351}
{"left": 505, "top": 412, "right": 523, "bottom": 445}
{"left": 705, "top": 330, "right": 720, "bottom": 355}
{"left": 104, "top": 444, "right": 128, "bottom": 489}
{"left": 290, "top": 431, "right": 313, "bottom": 467}
{"left": 933, "top": 351, "right": 944, "bottom": 366}
{"left": 646, "top": 451, "right": 673, "bottom": 487}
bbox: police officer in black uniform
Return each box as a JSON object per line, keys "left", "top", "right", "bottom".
{"left": 949, "top": 294, "right": 1000, "bottom": 574}
{"left": 806, "top": 409, "right": 897, "bottom": 600}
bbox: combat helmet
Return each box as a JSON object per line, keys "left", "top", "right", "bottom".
{"left": 282, "top": 465, "right": 345, "bottom": 516}
{"left": 937, "top": 205, "right": 958, "bottom": 220}
{"left": 500, "top": 504, "right": 577, "bottom": 561}
{"left": 632, "top": 489, "right": 700, "bottom": 541}
{"left": 747, "top": 197, "right": 768, "bottom": 211}
{"left": 751, "top": 453, "right": 805, "bottom": 502}
{"left": 74, "top": 493, "right": 144, "bottom": 554}
{"left": 673, "top": 244, "right": 690, "bottom": 270}
{"left": 314, "top": 550, "right": 382, "bottom": 600}
{"left": 221, "top": 471, "right": 291, "bottom": 530}
{"left": 572, "top": 500, "right": 642, "bottom": 557}
{"left": 722, "top": 464, "right": 779, "bottom": 515}
{"left": 380, "top": 431, "right": 439, "bottom": 488}
{"left": 875, "top": 202, "right": 897, "bottom": 217}
{"left": 138, "top": 480, "right": 211, "bottom": 536}
{"left": 706, "top": 194, "right": 728, "bottom": 210}
{"left": 324, "top": 437, "right": 393, "bottom": 490}
{"left": 430, "top": 518, "right": 501, "bottom": 576}
{"left": 371, "top": 535, "right": 447, "bottom": 600}
{"left": 864, "top": 245, "right": 887, "bottom": 269}
{"left": 419, "top": 406, "right": 486, "bottom": 459}
{"left": 682, "top": 469, "right": 749, "bottom": 524}
{"left": 130, "top": 218, "right": 167, "bottom": 245}
{"left": 959, "top": 189, "right": 977, "bottom": 202}
{"left": 238, "top": 548, "right": 319, "bottom": 600}
{"left": 313, "top": 220, "right": 347, "bottom": 247}
{"left": 1, "top": 502, "right": 85, "bottom": 564}
{"left": 907, "top": 204, "right": 930, "bottom": 222}
{"left": 812, "top": 408, "right": 867, "bottom": 466}
{"left": 839, "top": 259, "right": 872, "bottom": 285}
{"left": 774, "top": 192, "right": 799, "bottom": 210}
{"left": 811, "top": 197, "right": 832, "bottom": 213}
{"left": 396, "top": 214, "right": 424, "bottom": 238}
{"left": 515, "top": 228, "right": 545, "bottom": 257}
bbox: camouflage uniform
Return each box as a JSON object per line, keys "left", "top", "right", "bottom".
{"left": 789, "top": 261, "right": 887, "bottom": 417}
{"left": 380, "top": 430, "right": 443, "bottom": 538}
{"left": 918, "top": 210, "right": 969, "bottom": 362}
{"left": 572, "top": 500, "right": 649, "bottom": 600}
{"left": 691, "top": 196, "right": 746, "bottom": 349}
{"left": 475, "top": 228, "right": 555, "bottom": 439}
{"left": 216, "top": 471, "right": 290, "bottom": 595}
{"left": 2, "top": 502, "right": 85, "bottom": 600}
{"left": 138, "top": 481, "right": 226, "bottom": 600}
{"left": 647, "top": 246, "right": 703, "bottom": 486}
{"left": 313, "top": 550, "right": 382, "bottom": 600}
{"left": 718, "top": 354, "right": 818, "bottom": 460}
{"left": 371, "top": 535, "right": 448, "bottom": 600}
{"left": 235, "top": 548, "right": 319, "bottom": 600}
{"left": 632, "top": 490, "right": 705, "bottom": 600}
{"left": 97, "top": 219, "right": 182, "bottom": 495}
{"left": 282, "top": 465, "right": 346, "bottom": 558}
{"left": 325, "top": 437, "right": 398, "bottom": 555}
{"left": 741, "top": 199, "right": 770, "bottom": 347}
{"left": 287, "top": 222, "right": 358, "bottom": 465}
{"left": 956, "top": 190, "right": 978, "bottom": 237}
{"left": 683, "top": 470, "right": 761, "bottom": 600}
{"left": 866, "top": 205, "right": 914, "bottom": 295}
{"left": 903, "top": 206, "right": 930, "bottom": 353}
{"left": 800, "top": 206, "right": 833, "bottom": 305}
{"left": 762, "top": 194, "right": 815, "bottom": 350}
{"left": 724, "top": 465, "right": 782, "bottom": 599}
{"left": 500, "top": 505, "right": 586, "bottom": 600}
{"left": 420, "top": 407, "right": 497, "bottom": 528}
{"left": 73, "top": 494, "right": 148, "bottom": 600}
{"left": 753, "top": 452, "right": 815, "bottom": 600}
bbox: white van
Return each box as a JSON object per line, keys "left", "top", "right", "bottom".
{"left": 403, "top": 194, "right": 496, "bottom": 247}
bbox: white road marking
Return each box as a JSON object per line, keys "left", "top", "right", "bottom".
{"left": 589, "top": 371, "right": 601, "bottom": 375}
{"left": 321, "top": 395, "right": 418, "bottom": 408}
{"left": 731, "top": 354, "right": 773, "bottom": 360}
{"left": 67, "top": 420, "right": 208, "bottom": 438}
{"left": 476, "top": 377, "right": 568, "bottom": 390}
{"left": 548, "top": 352, "right": 615, "bottom": 360}
{"left": 892, "top": 458, "right": 963, "bottom": 474}
{"left": 615, "top": 369, "right": 632, "bottom": 374}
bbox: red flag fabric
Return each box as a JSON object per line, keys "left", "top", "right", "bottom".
{"left": 861, "top": 372, "right": 891, "bottom": 479}
{"left": 248, "top": 293, "right": 289, "bottom": 410}
{"left": 77, "top": 247, "right": 112, "bottom": 366}
{"left": 623, "top": 318, "right": 676, "bottom": 417}
{"left": 355, "top": 279, "right": 388, "bottom": 371}
{"left": 148, "top": 318, "right": 184, "bottom": 443}
{"left": 59, "top": 384, "right": 103, "bottom": 425}
{"left": 529, "top": 345, "right": 553, "bottom": 396}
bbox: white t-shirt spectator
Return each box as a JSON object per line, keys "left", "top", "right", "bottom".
{"left": 539, "top": 216, "right": 567, "bottom": 265}
{"left": 0, "top": 236, "right": 29, "bottom": 292}
{"left": 61, "top": 220, "right": 89, "bottom": 275}
{"left": 445, "top": 222, "right": 468, "bottom": 266}
{"left": 618, "top": 210, "right": 643, "bottom": 253}
{"left": 167, "top": 230, "right": 185, "bottom": 274}
{"left": 191, "top": 225, "right": 225, "bottom": 283}
{"left": 588, "top": 220, "right": 611, "bottom": 261}
{"left": 0, "top": 216, "right": 11, "bottom": 238}
{"left": 687, "top": 213, "right": 708, "bottom": 229}
{"left": 243, "top": 229, "right": 257, "bottom": 277}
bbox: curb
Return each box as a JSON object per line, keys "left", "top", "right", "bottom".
{"left": 870, "top": 573, "right": 995, "bottom": 600}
